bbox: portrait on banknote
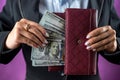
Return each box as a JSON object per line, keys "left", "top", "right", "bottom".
{"left": 31, "top": 40, "right": 63, "bottom": 60}
{"left": 48, "top": 41, "right": 59, "bottom": 60}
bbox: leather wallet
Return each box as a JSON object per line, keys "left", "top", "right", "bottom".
{"left": 64, "top": 8, "right": 97, "bottom": 75}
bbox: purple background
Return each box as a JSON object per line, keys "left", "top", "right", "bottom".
{"left": 0, "top": 0, "right": 120, "bottom": 80}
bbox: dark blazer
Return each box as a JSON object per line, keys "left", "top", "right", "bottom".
{"left": 0, "top": 0, "right": 120, "bottom": 80}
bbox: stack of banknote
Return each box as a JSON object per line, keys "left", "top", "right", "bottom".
{"left": 31, "top": 11, "right": 65, "bottom": 67}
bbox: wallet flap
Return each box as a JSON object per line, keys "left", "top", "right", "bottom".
{"left": 65, "top": 8, "right": 97, "bottom": 75}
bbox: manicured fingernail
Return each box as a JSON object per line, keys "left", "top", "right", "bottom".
{"left": 45, "top": 40, "right": 48, "bottom": 44}
{"left": 86, "top": 46, "right": 92, "bottom": 50}
{"left": 102, "top": 28, "right": 108, "bottom": 33}
{"left": 92, "top": 49, "right": 96, "bottom": 51}
{"left": 46, "top": 32, "right": 49, "bottom": 37}
{"left": 42, "top": 44, "right": 46, "bottom": 47}
{"left": 85, "top": 41, "right": 89, "bottom": 46}
{"left": 86, "top": 35, "right": 91, "bottom": 39}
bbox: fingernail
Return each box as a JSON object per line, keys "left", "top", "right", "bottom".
{"left": 86, "top": 35, "right": 91, "bottom": 39}
{"left": 46, "top": 32, "right": 49, "bottom": 37}
{"left": 92, "top": 49, "right": 96, "bottom": 51}
{"left": 102, "top": 28, "right": 108, "bottom": 33}
{"left": 42, "top": 44, "right": 46, "bottom": 47}
{"left": 86, "top": 46, "right": 92, "bottom": 50}
{"left": 85, "top": 41, "right": 89, "bottom": 46}
{"left": 45, "top": 40, "right": 48, "bottom": 44}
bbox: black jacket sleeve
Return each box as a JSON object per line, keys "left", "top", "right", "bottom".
{"left": 0, "top": 0, "right": 21, "bottom": 64}
{"left": 100, "top": 0, "right": 120, "bottom": 64}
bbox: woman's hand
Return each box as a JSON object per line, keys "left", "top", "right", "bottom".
{"left": 5, "top": 18, "right": 49, "bottom": 49}
{"left": 85, "top": 26, "right": 117, "bottom": 53}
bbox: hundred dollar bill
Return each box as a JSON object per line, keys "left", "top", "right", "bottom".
{"left": 31, "top": 39, "right": 64, "bottom": 61}
{"left": 44, "top": 24, "right": 64, "bottom": 36}
{"left": 39, "top": 11, "right": 65, "bottom": 34}
{"left": 31, "top": 40, "right": 64, "bottom": 66}
{"left": 46, "top": 29, "right": 65, "bottom": 40}
{"left": 32, "top": 60, "right": 64, "bottom": 67}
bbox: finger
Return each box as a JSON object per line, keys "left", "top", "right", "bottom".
{"left": 17, "top": 22, "right": 42, "bottom": 46}
{"left": 20, "top": 29, "right": 45, "bottom": 47}
{"left": 86, "top": 26, "right": 111, "bottom": 39}
{"left": 93, "top": 40, "right": 116, "bottom": 52}
{"left": 20, "top": 18, "right": 49, "bottom": 37}
{"left": 85, "top": 29, "right": 115, "bottom": 46}
{"left": 28, "top": 26, "right": 48, "bottom": 44}
{"left": 14, "top": 34, "right": 38, "bottom": 48}
{"left": 19, "top": 21, "right": 48, "bottom": 44}
{"left": 86, "top": 34, "right": 116, "bottom": 51}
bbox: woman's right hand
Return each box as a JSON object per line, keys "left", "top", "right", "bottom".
{"left": 5, "top": 18, "right": 49, "bottom": 50}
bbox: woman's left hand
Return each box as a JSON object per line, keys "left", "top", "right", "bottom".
{"left": 85, "top": 25, "right": 117, "bottom": 53}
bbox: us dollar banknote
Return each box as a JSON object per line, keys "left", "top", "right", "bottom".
{"left": 31, "top": 11, "right": 65, "bottom": 66}
{"left": 32, "top": 60, "right": 64, "bottom": 67}
{"left": 40, "top": 11, "right": 65, "bottom": 35}
{"left": 31, "top": 39, "right": 64, "bottom": 61}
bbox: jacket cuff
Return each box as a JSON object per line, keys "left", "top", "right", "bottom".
{"left": 0, "top": 31, "right": 10, "bottom": 54}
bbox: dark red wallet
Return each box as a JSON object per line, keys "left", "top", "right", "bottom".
{"left": 65, "top": 9, "right": 97, "bottom": 75}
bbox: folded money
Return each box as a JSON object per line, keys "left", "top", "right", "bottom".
{"left": 39, "top": 11, "right": 65, "bottom": 34}
{"left": 31, "top": 11, "right": 65, "bottom": 66}
{"left": 31, "top": 39, "right": 64, "bottom": 61}
{"left": 32, "top": 60, "right": 64, "bottom": 67}
{"left": 31, "top": 39, "right": 65, "bottom": 66}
